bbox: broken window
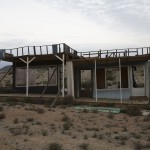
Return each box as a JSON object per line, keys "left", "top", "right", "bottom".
{"left": 96, "top": 67, "right": 128, "bottom": 89}
{"left": 132, "top": 65, "right": 144, "bottom": 88}
{"left": 80, "top": 70, "right": 92, "bottom": 97}
{"left": 106, "top": 67, "right": 120, "bottom": 89}
{"left": 121, "top": 67, "right": 128, "bottom": 88}
{"left": 48, "top": 66, "right": 57, "bottom": 85}
{"left": 16, "top": 66, "right": 57, "bottom": 87}
{"left": 16, "top": 68, "right": 26, "bottom": 86}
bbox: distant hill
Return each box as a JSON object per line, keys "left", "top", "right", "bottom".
{"left": 0, "top": 65, "right": 12, "bottom": 72}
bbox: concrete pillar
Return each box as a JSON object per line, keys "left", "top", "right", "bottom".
{"left": 66, "top": 61, "right": 74, "bottom": 97}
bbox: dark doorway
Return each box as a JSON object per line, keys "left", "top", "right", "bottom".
{"left": 80, "top": 69, "right": 92, "bottom": 97}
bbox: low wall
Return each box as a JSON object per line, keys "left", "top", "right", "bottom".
{"left": 94, "top": 88, "right": 131, "bottom": 100}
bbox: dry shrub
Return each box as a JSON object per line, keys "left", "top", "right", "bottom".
{"left": 62, "top": 95, "right": 73, "bottom": 105}
{"left": 48, "top": 143, "right": 62, "bottom": 150}
{"left": 0, "top": 106, "right": 3, "bottom": 111}
{"left": 79, "top": 143, "right": 89, "bottom": 150}
{"left": 125, "top": 106, "right": 141, "bottom": 116}
{"left": 0, "top": 113, "right": 5, "bottom": 120}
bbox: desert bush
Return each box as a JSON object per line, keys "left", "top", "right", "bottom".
{"left": 115, "top": 135, "right": 128, "bottom": 141}
{"left": 61, "top": 115, "right": 70, "bottom": 122}
{"left": 0, "top": 113, "right": 5, "bottom": 120}
{"left": 143, "top": 115, "right": 150, "bottom": 122}
{"left": 134, "top": 141, "right": 150, "bottom": 149}
{"left": 131, "top": 133, "right": 141, "bottom": 139}
{"left": 14, "top": 118, "right": 19, "bottom": 124}
{"left": 62, "top": 115, "right": 73, "bottom": 130}
{"left": 92, "top": 132, "right": 98, "bottom": 138}
{"left": 107, "top": 113, "right": 114, "bottom": 119}
{"left": 120, "top": 140, "right": 126, "bottom": 145}
{"left": 83, "top": 134, "right": 88, "bottom": 140}
{"left": 98, "top": 134, "right": 103, "bottom": 139}
{"left": 36, "top": 121, "right": 42, "bottom": 125}
{"left": 36, "top": 108, "right": 45, "bottom": 114}
{"left": 63, "top": 121, "right": 72, "bottom": 130}
{"left": 122, "top": 126, "right": 128, "bottom": 132}
{"left": 92, "top": 109, "right": 98, "bottom": 113}
{"left": 0, "top": 106, "right": 3, "bottom": 111}
{"left": 147, "top": 136, "right": 150, "bottom": 141}
{"left": 82, "top": 109, "right": 88, "bottom": 113}
{"left": 125, "top": 106, "right": 141, "bottom": 116}
{"left": 133, "top": 141, "right": 143, "bottom": 150}
{"left": 79, "top": 143, "right": 89, "bottom": 150}
{"left": 42, "top": 129, "right": 48, "bottom": 136}
{"left": 62, "top": 95, "right": 73, "bottom": 105}
{"left": 48, "top": 143, "right": 62, "bottom": 150}
{"left": 9, "top": 125, "right": 29, "bottom": 136}
{"left": 26, "top": 118, "right": 34, "bottom": 122}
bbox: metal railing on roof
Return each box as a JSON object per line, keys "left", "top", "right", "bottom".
{"left": 1, "top": 44, "right": 150, "bottom": 60}
{"left": 77, "top": 47, "right": 150, "bottom": 58}
{"left": 0, "top": 43, "right": 78, "bottom": 59}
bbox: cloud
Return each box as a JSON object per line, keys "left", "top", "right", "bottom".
{"left": 0, "top": 0, "right": 150, "bottom": 50}
{"left": 36, "top": 0, "right": 150, "bottom": 33}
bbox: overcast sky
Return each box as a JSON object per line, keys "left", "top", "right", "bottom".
{"left": 0, "top": 0, "right": 150, "bottom": 67}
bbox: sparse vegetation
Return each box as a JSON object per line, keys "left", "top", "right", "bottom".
{"left": 37, "top": 108, "right": 45, "bottom": 114}
{"left": 92, "top": 109, "right": 98, "bottom": 113}
{"left": 41, "top": 129, "right": 48, "bottom": 136}
{"left": 92, "top": 132, "right": 98, "bottom": 138}
{"left": 0, "top": 100, "right": 149, "bottom": 150}
{"left": 62, "top": 95, "right": 73, "bottom": 105}
{"left": 0, "top": 113, "right": 5, "bottom": 120}
{"left": 0, "top": 106, "right": 3, "bottom": 111}
{"left": 48, "top": 143, "right": 62, "bottom": 150}
{"left": 14, "top": 118, "right": 19, "bottom": 124}
{"left": 63, "top": 121, "right": 72, "bottom": 130}
{"left": 126, "top": 106, "right": 141, "bottom": 116}
{"left": 107, "top": 112, "right": 114, "bottom": 119}
{"left": 79, "top": 143, "right": 89, "bottom": 150}
{"left": 26, "top": 118, "right": 34, "bottom": 122}
{"left": 61, "top": 115, "right": 70, "bottom": 122}
{"left": 82, "top": 109, "right": 88, "bottom": 113}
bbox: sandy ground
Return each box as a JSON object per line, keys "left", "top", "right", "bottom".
{"left": 0, "top": 102, "right": 150, "bottom": 150}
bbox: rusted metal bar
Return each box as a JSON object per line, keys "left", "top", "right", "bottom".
{"left": 128, "top": 49, "right": 129, "bottom": 56}
{"left": 33, "top": 46, "right": 36, "bottom": 55}
{"left": 40, "top": 46, "right": 42, "bottom": 55}
{"left": 106, "top": 50, "right": 108, "bottom": 57}
{"left": 28, "top": 46, "right": 30, "bottom": 55}
{"left": 99, "top": 50, "right": 101, "bottom": 58}
{"left": 116, "top": 50, "right": 117, "bottom": 57}
{"left": 137, "top": 48, "right": 138, "bottom": 55}
{"left": 59, "top": 44, "right": 61, "bottom": 53}
{"left": 46, "top": 46, "right": 48, "bottom": 55}
{"left": 17, "top": 48, "right": 18, "bottom": 57}
{"left": 22, "top": 47, "right": 24, "bottom": 55}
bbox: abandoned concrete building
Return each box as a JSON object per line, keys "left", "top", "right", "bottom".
{"left": 0, "top": 43, "right": 150, "bottom": 102}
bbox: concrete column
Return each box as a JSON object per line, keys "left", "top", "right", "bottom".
{"left": 26, "top": 56, "right": 29, "bottom": 97}
{"left": 95, "top": 59, "right": 97, "bottom": 102}
{"left": 66, "top": 61, "right": 74, "bottom": 97}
